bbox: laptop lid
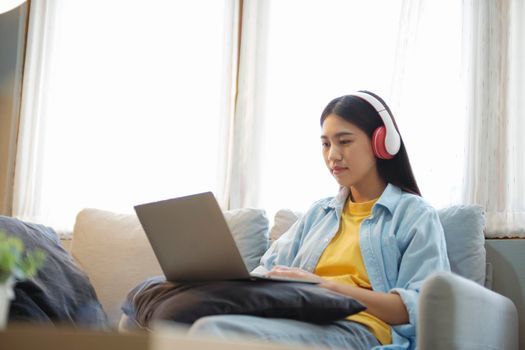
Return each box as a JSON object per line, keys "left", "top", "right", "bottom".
{"left": 134, "top": 192, "right": 252, "bottom": 282}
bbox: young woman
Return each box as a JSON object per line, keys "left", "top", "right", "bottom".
{"left": 188, "top": 91, "right": 451, "bottom": 350}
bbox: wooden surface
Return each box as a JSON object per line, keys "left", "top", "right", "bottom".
{"left": 0, "top": 324, "right": 312, "bottom": 350}
{"left": 0, "top": 326, "right": 149, "bottom": 350}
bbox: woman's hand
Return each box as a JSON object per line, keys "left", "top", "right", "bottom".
{"left": 267, "top": 265, "right": 332, "bottom": 288}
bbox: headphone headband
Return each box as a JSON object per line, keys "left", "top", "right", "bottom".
{"left": 350, "top": 92, "right": 401, "bottom": 157}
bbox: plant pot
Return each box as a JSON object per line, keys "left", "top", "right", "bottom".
{"left": 0, "top": 277, "right": 15, "bottom": 329}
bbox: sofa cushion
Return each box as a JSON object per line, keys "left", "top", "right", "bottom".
{"left": 269, "top": 205, "right": 486, "bottom": 285}
{"left": 223, "top": 208, "right": 269, "bottom": 272}
{"left": 122, "top": 276, "right": 366, "bottom": 327}
{"left": 71, "top": 207, "right": 269, "bottom": 325}
{"left": 0, "top": 216, "right": 107, "bottom": 327}
{"left": 269, "top": 209, "right": 301, "bottom": 241}
{"left": 437, "top": 205, "right": 486, "bottom": 285}
{"left": 72, "top": 208, "right": 161, "bottom": 325}
{"left": 269, "top": 209, "right": 302, "bottom": 241}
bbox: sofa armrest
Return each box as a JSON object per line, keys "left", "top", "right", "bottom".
{"left": 418, "top": 271, "right": 518, "bottom": 350}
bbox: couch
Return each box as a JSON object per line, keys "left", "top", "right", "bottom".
{"left": 64, "top": 205, "right": 519, "bottom": 350}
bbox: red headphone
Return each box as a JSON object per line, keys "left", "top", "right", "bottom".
{"left": 350, "top": 92, "right": 401, "bottom": 160}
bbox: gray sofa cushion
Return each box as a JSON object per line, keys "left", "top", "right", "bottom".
{"left": 0, "top": 215, "right": 107, "bottom": 327}
{"left": 437, "top": 205, "right": 486, "bottom": 285}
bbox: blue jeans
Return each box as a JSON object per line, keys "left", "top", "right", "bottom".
{"left": 188, "top": 315, "right": 381, "bottom": 350}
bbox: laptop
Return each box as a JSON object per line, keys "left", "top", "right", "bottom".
{"left": 134, "top": 192, "right": 316, "bottom": 284}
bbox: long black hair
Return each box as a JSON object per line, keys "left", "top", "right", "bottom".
{"left": 320, "top": 91, "right": 421, "bottom": 196}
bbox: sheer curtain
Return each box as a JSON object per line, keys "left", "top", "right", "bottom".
{"left": 462, "top": 0, "right": 525, "bottom": 237}
{"left": 389, "top": 0, "right": 465, "bottom": 208}
{"left": 14, "top": 0, "right": 232, "bottom": 232}
{"left": 13, "top": 0, "right": 56, "bottom": 225}
{"left": 220, "top": 0, "right": 270, "bottom": 209}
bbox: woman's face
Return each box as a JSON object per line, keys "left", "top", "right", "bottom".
{"left": 321, "top": 114, "right": 380, "bottom": 193}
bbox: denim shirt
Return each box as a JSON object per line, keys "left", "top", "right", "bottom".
{"left": 257, "top": 183, "right": 451, "bottom": 350}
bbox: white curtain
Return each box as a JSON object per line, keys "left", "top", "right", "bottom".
{"left": 14, "top": 0, "right": 232, "bottom": 232}
{"left": 220, "top": 0, "right": 270, "bottom": 209}
{"left": 389, "top": 0, "right": 466, "bottom": 209}
{"left": 13, "top": 0, "right": 56, "bottom": 225}
{"left": 462, "top": 0, "right": 525, "bottom": 237}
{"left": 216, "top": 0, "right": 241, "bottom": 208}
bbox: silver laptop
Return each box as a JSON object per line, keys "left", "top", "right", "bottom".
{"left": 134, "top": 192, "right": 315, "bottom": 283}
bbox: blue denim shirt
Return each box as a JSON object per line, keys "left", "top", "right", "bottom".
{"left": 257, "top": 183, "right": 451, "bottom": 350}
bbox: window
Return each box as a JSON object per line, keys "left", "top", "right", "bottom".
{"left": 25, "top": 0, "right": 228, "bottom": 230}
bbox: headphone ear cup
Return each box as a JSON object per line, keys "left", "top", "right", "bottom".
{"left": 372, "top": 126, "right": 394, "bottom": 160}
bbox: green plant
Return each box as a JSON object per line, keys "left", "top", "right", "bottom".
{"left": 0, "top": 231, "right": 46, "bottom": 284}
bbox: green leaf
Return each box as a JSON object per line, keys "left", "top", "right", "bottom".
{"left": 0, "top": 230, "right": 46, "bottom": 283}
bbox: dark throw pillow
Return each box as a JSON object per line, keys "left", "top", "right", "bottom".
{"left": 122, "top": 276, "right": 366, "bottom": 327}
{"left": 0, "top": 216, "right": 108, "bottom": 327}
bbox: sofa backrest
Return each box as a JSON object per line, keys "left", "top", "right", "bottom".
{"left": 436, "top": 205, "right": 486, "bottom": 285}
{"left": 70, "top": 204, "right": 486, "bottom": 326}
{"left": 71, "top": 209, "right": 163, "bottom": 326}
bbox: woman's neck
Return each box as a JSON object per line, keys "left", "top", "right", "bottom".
{"left": 349, "top": 177, "right": 386, "bottom": 203}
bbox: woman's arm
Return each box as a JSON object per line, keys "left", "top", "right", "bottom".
{"left": 268, "top": 266, "right": 409, "bottom": 325}
{"left": 323, "top": 279, "right": 409, "bottom": 325}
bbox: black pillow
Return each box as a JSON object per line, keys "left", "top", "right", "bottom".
{"left": 122, "top": 276, "right": 366, "bottom": 326}
{"left": 0, "top": 216, "right": 107, "bottom": 327}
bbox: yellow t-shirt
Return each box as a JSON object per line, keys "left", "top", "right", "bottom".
{"left": 314, "top": 197, "right": 392, "bottom": 345}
